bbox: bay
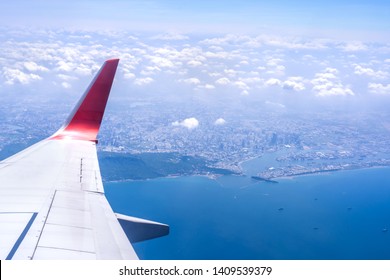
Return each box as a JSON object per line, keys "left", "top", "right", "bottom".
{"left": 105, "top": 167, "right": 390, "bottom": 260}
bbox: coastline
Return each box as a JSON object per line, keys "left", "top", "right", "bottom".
{"left": 272, "top": 165, "right": 390, "bottom": 181}
{"left": 103, "top": 153, "right": 390, "bottom": 184}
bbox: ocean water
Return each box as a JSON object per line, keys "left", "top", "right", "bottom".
{"left": 105, "top": 167, "right": 390, "bottom": 260}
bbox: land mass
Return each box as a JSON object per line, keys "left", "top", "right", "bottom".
{"left": 98, "top": 151, "right": 236, "bottom": 181}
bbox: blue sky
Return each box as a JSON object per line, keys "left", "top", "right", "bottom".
{"left": 1, "top": 1, "right": 389, "bottom": 41}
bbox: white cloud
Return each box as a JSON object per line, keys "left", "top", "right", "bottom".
{"left": 124, "top": 72, "right": 136, "bottom": 79}
{"left": 324, "top": 67, "right": 338, "bottom": 74}
{"left": 354, "top": 65, "right": 388, "bottom": 79}
{"left": 172, "top": 117, "right": 199, "bottom": 130}
{"left": 2, "top": 67, "right": 42, "bottom": 85}
{"left": 368, "top": 83, "right": 390, "bottom": 94}
{"left": 261, "top": 36, "right": 328, "bottom": 50}
{"left": 201, "top": 35, "right": 328, "bottom": 50}
{"left": 134, "top": 77, "right": 154, "bottom": 86}
{"left": 315, "top": 87, "right": 354, "bottom": 97}
{"left": 214, "top": 118, "right": 226, "bottom": 125}
{"left": 56, "top": 61, "right": 74, "bottom": 72}
{"left": 147, "top": 56, "right": 175, "bottom": 68}
{"left": 61, "top": 81, "right": 71, "bottom": 89}
{"left": 265, "top": 78, "right": 282, "bottom": 87}
{"left": 200, "top": 34, "right": 251, "bottom": 46}
{"left": 241, "top": 77, "right": 262, "bottom": 85}
{"left": 266, "top": 58, "right": 283, "bottom": 67}
{"left": 209, "top": 72, "right": 222, "bottom": 78}
{"left": 282, "top": 77, "right": 305, "bottom": 91}
{"left": 152, "top": 33, "right": 189, "bottom": 41}
{"left": 187, "top": 60, "right": 203, "bottom": 67}
{"left": 265, "top": 77, "right": 305, "bottom": 91}
{"left": 354, "top": 65, "right": 375, "bottom": 75}
{"left": 74, "top": 64, "right": 93, "bottom": 76}
{"left": 181, "top": 78, "right": 201, "bottom": 85}
{"left": 234, "top": 81, "right": 249, "bottom": 91}
{"left": 57, "top": 74, "right": 77, "bottom": 81}
{"left": 140, "top": 66, "right": 161, "bottom": 76}
{"left": 311, "top": 68, "right": 354, "bottom": 96}
{"left": 264, "top": 58, "right": 285, "bottom": 75}
{"left": 204, "top": 84, "right": 215, "bottom": 90}
{"left": 339, "top": 41, "right": 368, "bottom": 52}
{"left": 215, "top": 77, "right": 231, "bottom": 85}
{"left": 224, "top": 69, "right": 239, "bottom": 77}
{"left": 24, "top": 61, "right": 48, "bottom": 72}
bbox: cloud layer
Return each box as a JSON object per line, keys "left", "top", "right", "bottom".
{"left": 0, "top": 28, "right": 389, "bottom": 104}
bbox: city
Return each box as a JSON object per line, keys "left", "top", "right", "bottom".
{"left": 1, "top": 98, "right": 389, "bottom": 181}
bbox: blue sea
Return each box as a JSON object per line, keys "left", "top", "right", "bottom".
{"left": 105, "top": 167, "right": 390, "bottom": 260}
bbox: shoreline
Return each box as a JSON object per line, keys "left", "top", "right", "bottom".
{"left": 104, "top": 165, "right": 390, "bottom": 184}
{"left": 272, "top": 165, "right": 390, "bottom": 181}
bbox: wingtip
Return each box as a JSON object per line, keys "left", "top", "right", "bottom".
{"left": 50, "top": 59, "right": 119, "bottom": 142}
{"left": 106, "top": 58, "right": 120, "bottom": 63}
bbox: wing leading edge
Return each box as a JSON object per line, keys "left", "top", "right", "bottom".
{"left": 0, "top": 59, "right": 169, "bottom": 260}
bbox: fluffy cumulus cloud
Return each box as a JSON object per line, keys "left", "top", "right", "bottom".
{"left": 172, "top": 117, "right": 199, "bottom": 130}
{"left": 181, "top": 77, "right": 201, "bottom": 85}
{"left": 311, "top": 68, "right": 354, "bottom": 97}
{"left": 55, "top": 61, "right": 94, "bottom": 76}
{"left": 265, "top": 58, "right": 285, "bottom": 76}
{"left": 234, "top": 80, "right": 249, "bottom": 91}
{"left": 265, "top": 78, "right": 282, "bottom": 87}
{"left": 187, "top": 60, "right": 203, "bottom": 67}
{"left": 215, "top": 77, "right": 231, "bottom": 85}
{"left": 354, "top": 65, "right": 388, "bottom": 79}
{"left": 23, "top": 61, "right": 48, "bottom": 72}
{"left": 264, "top": 77, "right": 305, "bottom": 92}
{"left": 368, "top": 83, "right": 390, "bottom": 94}
{"left": 282, "top": 77, "right": 305, "bottom": 91}
{"left": 214, "top": 118, "right": 226, "bottom": 125}
{"left": 339, "top": 41, "right": 368, "bottom": 52}
{"left": 146, "top": 56, "right": 175, "bottom": 68}
{"left": 2, "top": 67, "right": 42, "bottom": 85}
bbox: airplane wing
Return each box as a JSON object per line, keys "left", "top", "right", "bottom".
{"left": 0, "top": 59, "right": 169, "bottom": 260}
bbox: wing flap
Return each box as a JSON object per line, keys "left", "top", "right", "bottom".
{"left": 11, "top": 190, "right": 138, "bottom": 260}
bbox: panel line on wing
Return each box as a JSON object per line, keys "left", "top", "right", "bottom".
{"left": 36, "top": 245, "right": 95, "bottom": 255}
{"left": 30, "top": 190, "right": 58, "bottom": 260}
{"left": 5, "top": 212, "right": 37, "bottom": 260}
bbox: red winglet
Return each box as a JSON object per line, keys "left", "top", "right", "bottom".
{"left": 50, "top": 59, "right": 119, "bottom": 142}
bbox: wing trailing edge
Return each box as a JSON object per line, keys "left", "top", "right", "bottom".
{"left": 50, "top": 58, "right": 119, "bottom": 142}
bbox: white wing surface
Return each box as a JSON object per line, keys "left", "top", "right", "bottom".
{"left": 0, "top": 59, "right": 168, "bottom": 260}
